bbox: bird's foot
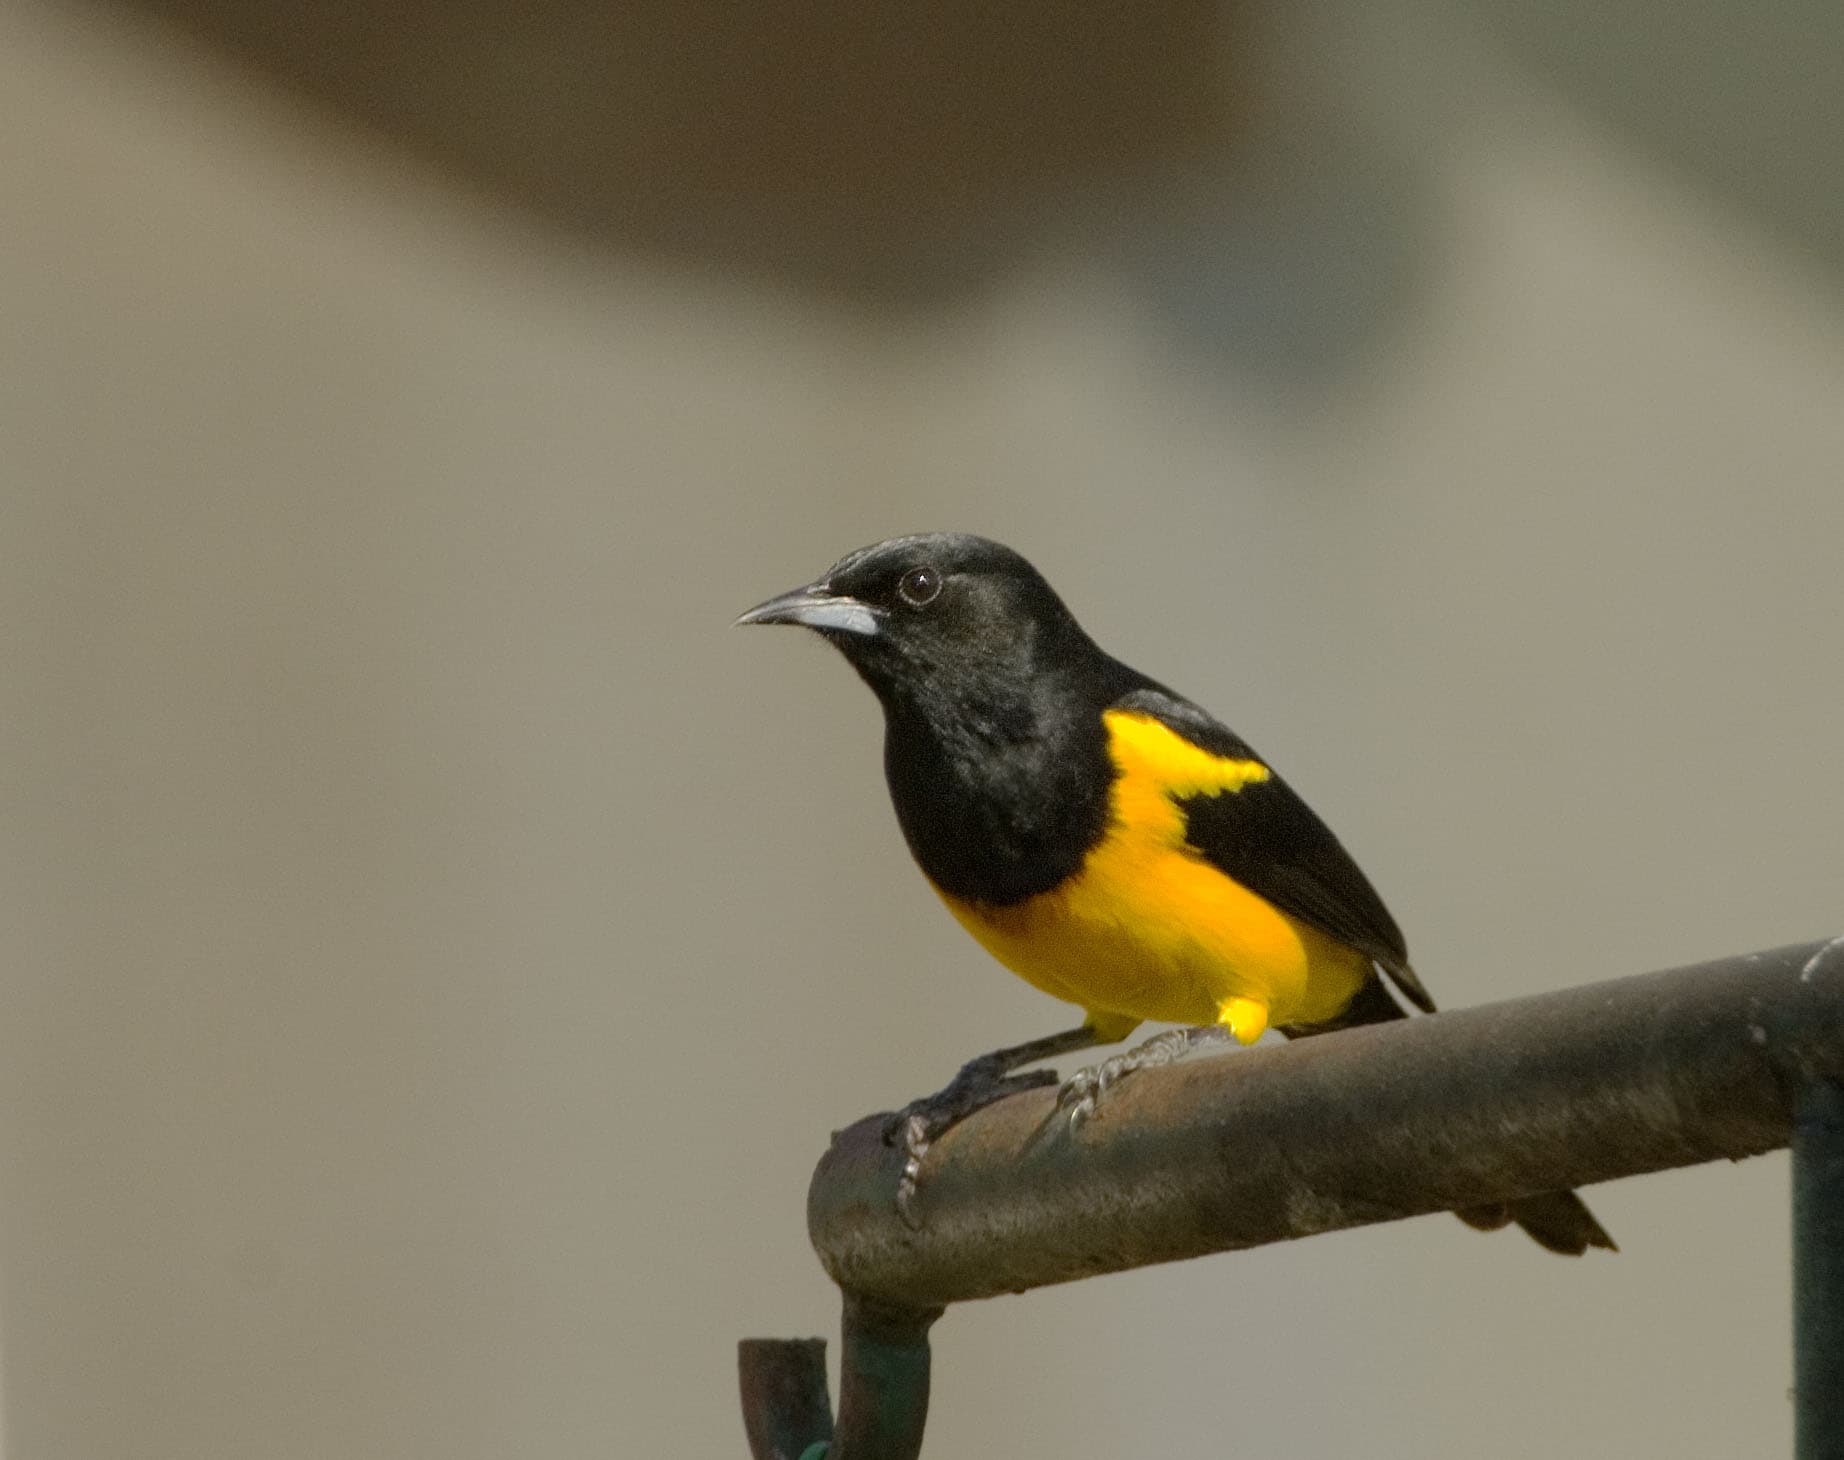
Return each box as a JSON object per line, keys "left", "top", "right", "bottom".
{"left": 883, "top": 1059, "right": 1060, "bottom": 1227}
{"left": 1057, "top": 1026, "right": 1231, "bottom": 1127}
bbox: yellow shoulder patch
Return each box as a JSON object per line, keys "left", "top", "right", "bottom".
{"left": 1101, "top": 709, "right": 1270, "bottom": 804}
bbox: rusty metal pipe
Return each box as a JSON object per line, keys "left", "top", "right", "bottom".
{"left": 1794, "top": 1076, "right": 1844, "bottom": 1460}
{"left": 738, "top": 1336, "right": 830, "bottom": 1460}
{"left": 738, "top": 1296, "right": 940, "bottom": 1460}
{"left": 807, "top": 940, "right": 1844, "bottom": 1308}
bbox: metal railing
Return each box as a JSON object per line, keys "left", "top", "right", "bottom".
{"left": 740, "top": 937, "right": 1844, "bottom": 1459}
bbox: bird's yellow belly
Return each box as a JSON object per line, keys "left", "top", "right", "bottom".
{"left": 937, "top": 841, "right": 1371, "bottom": 1044}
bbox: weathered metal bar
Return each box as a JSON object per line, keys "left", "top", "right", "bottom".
{"left": 1794, "top": 1077, "right": 1844, "bottom": 1460}
{"left": 808, "top": 939, "right": 1844, "bottom": 1308}
{"left": 738, "top": 1297, "right": 941, "bottom": 1460}
{"left": 738, "top": 1337, "right": 830, "bottom": 1460}
{"left": 826, "top": 1295, "right": 941, "bottom": 1460}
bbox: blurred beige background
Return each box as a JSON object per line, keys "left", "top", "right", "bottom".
{"left": 4, "top": 0, "right": 1843, "bottom": 1456}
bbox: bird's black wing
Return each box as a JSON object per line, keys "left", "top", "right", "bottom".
{"left": 1109, "top": 684, "right": 1435, "bottom": 1013}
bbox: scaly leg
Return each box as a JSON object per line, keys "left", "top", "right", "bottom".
{"left": 1058, "top": 998, "right": 1269, "bottom": 1126}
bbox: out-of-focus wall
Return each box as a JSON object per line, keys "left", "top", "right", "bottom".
{"left": 4, "top": 2, "right": 1842, "bottom": 1457}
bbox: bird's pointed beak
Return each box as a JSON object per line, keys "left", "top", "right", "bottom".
{"left": 734, "top": 582, "right": 882, "bottom": 637}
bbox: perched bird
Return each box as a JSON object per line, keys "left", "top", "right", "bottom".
{"left": 739, "top": 532, "right": 1614, "bottom": 1255}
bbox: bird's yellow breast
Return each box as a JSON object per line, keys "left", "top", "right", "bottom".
{"left": 935, "top": 710, "right": 1370, "bottom": 1043}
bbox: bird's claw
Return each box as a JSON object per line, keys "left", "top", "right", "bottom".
{"left": 1056, "top": 1052, "right": 1132, "bottom": 1128}
{"left": 883, "top": 1066, "right": 1061, "bottom": 1226}
{"left": 895, "top": 1114, "right": 931, "bottom": 1228}
{"left": 1056, "top": 1028, "right": 1202, "bottom": 1127}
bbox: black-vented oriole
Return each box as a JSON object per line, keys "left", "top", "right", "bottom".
{"left": 740, "top": 532, "right": 1613, "bottom": 1255}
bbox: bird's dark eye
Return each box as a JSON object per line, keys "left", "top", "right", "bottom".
{"left": 897, "top": 565, "right": 942, "bottom": 607}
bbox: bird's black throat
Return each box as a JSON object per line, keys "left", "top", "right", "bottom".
{"left": 878, "top": 668, "right": 1117, "bottom": 906}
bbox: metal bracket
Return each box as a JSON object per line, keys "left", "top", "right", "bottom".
{"left": 742, "top": 938, "right": 1844, "bottom": 1457}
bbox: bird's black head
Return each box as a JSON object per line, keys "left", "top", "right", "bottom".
{"left": 740, "top": 536, "right": 1128, "bottom": 899}
{"left": 736, "top": 533, "right": 1101, "bottom": 723}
